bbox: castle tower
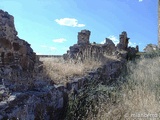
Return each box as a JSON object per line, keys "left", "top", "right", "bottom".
{"left": 136, "top": 45, "right": 139, "bottom": 52}
{"left": 119, "top": 31, "right": 130, "bottom": 50}
{"left": 77, "top": 30, "right": 91, "bottom": 45}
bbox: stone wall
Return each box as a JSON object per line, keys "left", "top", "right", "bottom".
{"left": 0, "top": 9, "right": 45, "bottom": 94}
{"left": 0, "top": 9, "right": 138, "bottom": 119}
{"left": 77, "top": 30, "right": 90, "bottom": 45}
{"left": 0, "top": 10, "right": 127, "bottom": 119}
{"left": 63, "top": 30, "right": 138, "bottom": 62}
{"left": 117, "top": 31, "right": 129, "bottom": 50}
{"left": 0, "top": 10, "right": 38, "bottom": 72}
{"left": 0, "top": 57, "right": 126, "bottom": 120}
{"left": 0, "top": 9, "right": 69, "bottom": 120}
{"left": 63, "top": 30, "right": 118, "bottom": 62}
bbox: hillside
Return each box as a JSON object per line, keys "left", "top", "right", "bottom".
{"left": 65, "top": 52, "right": 160, "bottom": 120}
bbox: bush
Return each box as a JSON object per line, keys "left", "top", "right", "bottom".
{"left": 142, "top": 49, "right": 160, "bottom": 59}
{"left": 65, "top": 78, "right": 123, "bottom": 120}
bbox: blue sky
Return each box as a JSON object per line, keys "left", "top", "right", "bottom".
{"left": 0, "top": 0, "right": 157, "bottom": 55}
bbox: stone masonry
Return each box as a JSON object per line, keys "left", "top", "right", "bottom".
{"left": 63, "top": 30, "right": 116, "bottom": 62}
{"left": 117, "top": 31, "right": 129, "bottom": 50}
{"left": 0, "top": 10, "right": 38, "bottom": 71}
{"left": 63, "top": 30, "right": 138, "bottom": 61}
{"left": 0, "top": 9, "right": 139, "bottom": 119}
{"left": 0, "top": 9, "right": 68, "bottom": 120}
{"left": 77, "top": 30, "right": 90, "bottom": 45}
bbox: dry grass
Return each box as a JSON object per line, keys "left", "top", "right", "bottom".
{"left": 40, "top": 57, "right": 103, "bottom": 84}
{"left": 84, "top": 57, "right": 160, "bottom": 120}
{"left": 120, "top": 57, "right": 160, "bottom": 119}
{"left": 41, "top": 54, "right": 160, "bottom": 120}
{"left": 68, "top": 57, "right": 160, "bottom": 120}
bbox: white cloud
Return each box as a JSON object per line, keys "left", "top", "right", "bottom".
{"left": 139, "top": 0, "right": 143, "bottom": 2}
{"left": 50, "top": 47, "right": 57, "bottom": 51}
{"left": 101, "top": 35, "right": 119, "bottom": 45}
{"left": 100, "top": 40, "right": 105, "bottom": 44}
{"left": 53, "top": 38, "right": 67, "bottom": 43}
{"left": 55, "top": 18, "right": 85, "bottom": 27}
{"left": 108, "top": 35, "right": 119, "bottom": 45}
{"left": 129, "top": 42, "right": 137, "bottom": 47}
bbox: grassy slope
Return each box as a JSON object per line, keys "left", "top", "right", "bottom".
{"left": 40, "top": 52, "right": 160, "bottom": 120}
{"left": 40, "top": 56, "right": 116, "bottom": 84}
{"left": 40, "top": 57, "right": 102, "bottom": 84}
{"left": 66, "top": 53, "right": 160, "bottom": 120}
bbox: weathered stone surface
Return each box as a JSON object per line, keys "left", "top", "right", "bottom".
{"left": 63, "top": 30, "right": 118, "bottom": 62}
{"left": 0, "top": 9, "right": 70, "bottom": 120}
{"left": 102, "top": 38, "right": 116, "bottom": 55}
{"left": 0, "top": 9, "right": 139, "bottom": 119}
{"left": 117, "top": 31, "right": 129, "bottom": 50}
{"left": 0, "top": 10, "right": 38, "bottom": 71}
{"left": 0, "top": 10, "right": 17, "bottom": 41}
{"left": 136, "top": 45, "right": 139, "bottom": 52}
{"left": 63, "top": 30, "right": 138, "bottom": 62}
{"left": 0, "top": 87, "right": 68, "bottom": 120}
{"left": 77, "top": 30, "right": 90, "bottom": 45}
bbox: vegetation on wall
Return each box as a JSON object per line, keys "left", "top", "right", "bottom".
{"left": 64, "top": 50, "right": 160, "bottom": 120}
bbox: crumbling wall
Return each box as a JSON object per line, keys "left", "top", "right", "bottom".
{"left": 0, "top": 10, "right": 38, "bottom": 71}
{"left": 63, "top": 30, "right": 117, "bottom": 62}
{"left": 63, "top": 29, "right": 139, "bottom": 62}
{"left": 0, "top": 57, "right": 126, "bottom": 120}
{"left": 0, "top": 9, "right": 69, "bottom": 120}
{"left": 117, "top": 31, "right": 129, "bottom": 50}
{"left": 0, "top": 9, "right": 139, "bottom": 120}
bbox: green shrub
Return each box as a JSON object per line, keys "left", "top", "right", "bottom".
{"left": 65, "top": 78, "right": 123, "bottom": 120}
{"left": 142, "top": 49, "right": 160, "bottom": 59}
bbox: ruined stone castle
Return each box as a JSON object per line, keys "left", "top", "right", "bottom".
{"left": 63, "top": 29, "right": 138, "bottom": 61}
{"left": 0, "top": 9, "right": 139, "bottom": 119}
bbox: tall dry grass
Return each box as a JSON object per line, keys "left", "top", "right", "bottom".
{"left": 41, "top": 53, "right": 160, "bottom": 120}
{"left": 120, "top": 57, "right": 160, "bottom": 119}
{"left": 86, "top": 56, "right": 160, "bottom": 120}
{"left": 65, "top": 55, "right": 160, "bottom": 120}
{"left": 40, "top": 57, "right": 102, "bottom": 84}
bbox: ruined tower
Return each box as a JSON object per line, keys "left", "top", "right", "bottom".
{"left": 136, "top": 45, "right": 139, "bottom": 52}
{"left": 77, "top": 30, "right": 91, "bottom": 45}
{"left": 119, "top": 31, "right": 129, "bottom": 50}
